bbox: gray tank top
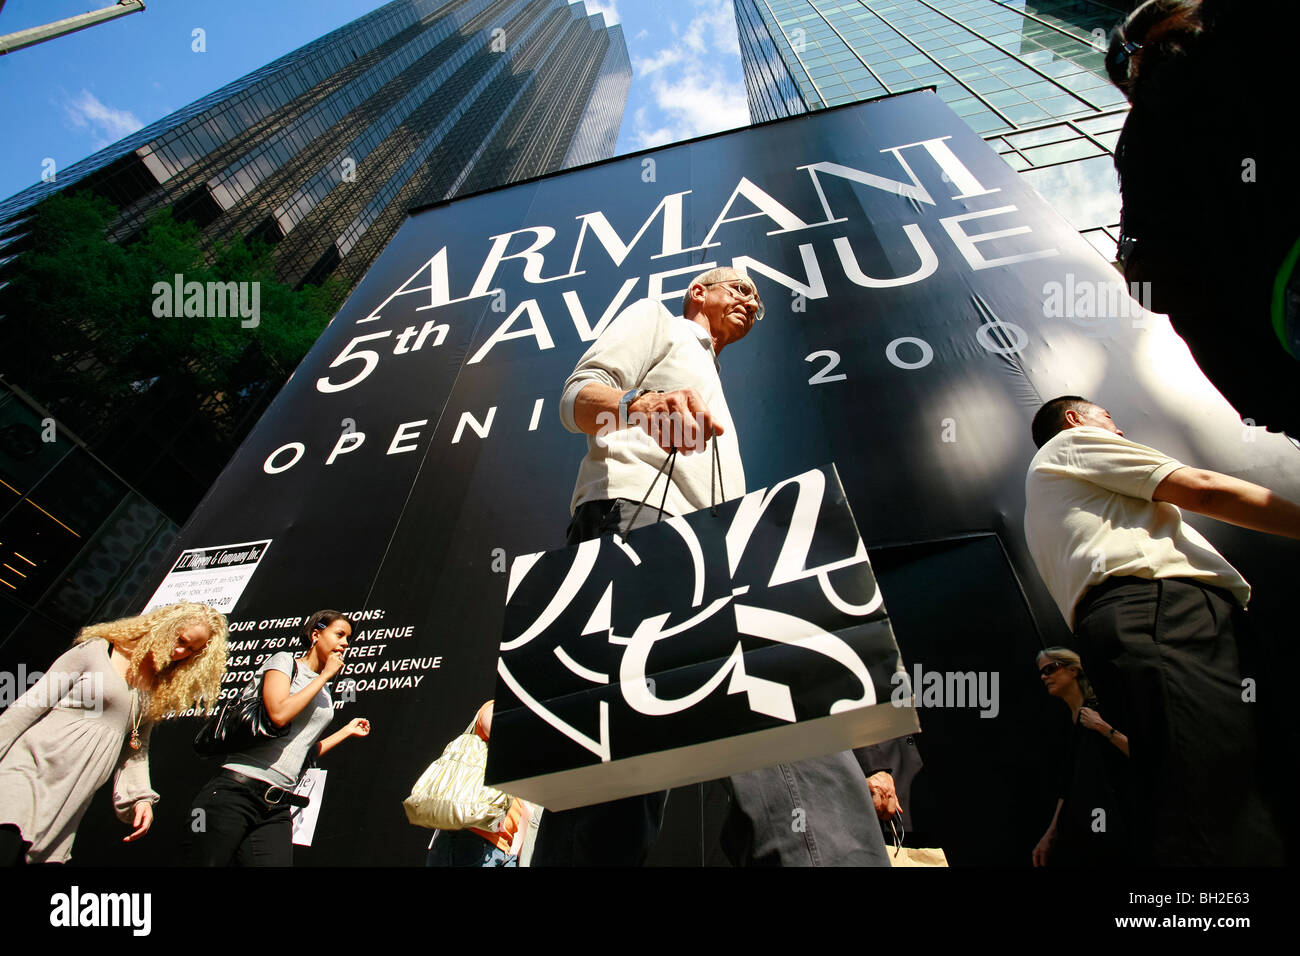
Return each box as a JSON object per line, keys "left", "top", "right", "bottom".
{"left": 222, "top": 652, "right": 333, "bottom": 788}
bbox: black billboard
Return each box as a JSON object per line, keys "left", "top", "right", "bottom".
{"left": 65, "top": 90, "right": 1300, "bottom": 866}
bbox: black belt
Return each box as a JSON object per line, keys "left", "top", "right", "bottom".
{"left": 220, "top": 769, "right": 310, "bottom": 808}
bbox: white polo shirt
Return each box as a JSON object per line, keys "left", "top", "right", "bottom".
{"left": 1023, "top": 426, "right": 1250, "bottom": 628}
{"left": 559, "top": 298, "right": 746, "bottom": 516}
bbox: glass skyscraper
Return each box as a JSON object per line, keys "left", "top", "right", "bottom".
{"left": 0, "top": 0, "right": 630, "bottom": 288}
{"left": 734, "top": 0, "right": 1136, "bottom": 261}
{"left": 0, "top": 0, "right": 629, "bottom": 652}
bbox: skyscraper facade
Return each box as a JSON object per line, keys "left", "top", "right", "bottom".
{"left": 0, "top": 0, "right": 630, "bottom": 289}
{"left": 734, "top": 0, "right": 1135, "bottom": 261}
{"left": 0, "top": 0, "right": 630, "bottom": 651}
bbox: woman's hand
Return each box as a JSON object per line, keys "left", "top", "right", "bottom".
{"left": 1078, "top": 706, "right": 1111, "bottom": 736}
{"left": 123, "top": 801, "right": 153, "bottom": 842}
{"left": 316, "top": 717, "right": 372, "bottom": 757}
{"left": 321, "top": 649, "right": 347, "bottom": 680}
{"left": 1032, "top": 827, "right": 1055, "bottom": 867}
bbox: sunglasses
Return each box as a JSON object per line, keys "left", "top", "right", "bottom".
{"left": 1038, "top": 661, "right": 1070, "bottom": 677}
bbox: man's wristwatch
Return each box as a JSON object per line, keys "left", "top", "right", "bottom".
{"left": 619, "top": 388, "right": 646, "bottom": 427}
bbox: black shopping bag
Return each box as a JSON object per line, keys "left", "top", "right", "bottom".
{"left": 485, "top": 464, "right": 918, "bottom": 810}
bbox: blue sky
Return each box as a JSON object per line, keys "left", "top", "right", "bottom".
{"left": 0, "top": 0, "right": 748, "bottom": 202}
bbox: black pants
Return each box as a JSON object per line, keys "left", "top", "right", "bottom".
{"left": 530, "top": 498, "right": 888, "bottom": 867}
{"left": 184, "top": 773, "right": 294, "bottom": 867}
{"left": 0, "top": 824, "right": 28, "bottom": 867}
{"left": 1073, "top": 577, "right": 1282, "bottom": 865}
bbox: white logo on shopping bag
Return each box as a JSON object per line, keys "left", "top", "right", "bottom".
{"left": 497, "top": 468, "right": 885, "bottom": 760}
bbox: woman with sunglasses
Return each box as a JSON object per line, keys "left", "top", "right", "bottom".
{"left": 185, "top": 609, "right": 371, "bottom": 866}
{"left": 0, "top": 602, "right": 228, "bottom": 864}
{"left": 1031, "top": 647, "right": 1131, "bottom": 867}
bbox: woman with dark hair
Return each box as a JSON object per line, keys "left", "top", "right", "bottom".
{"left": 185, "top": 609, "right": 371, "bottom": 866}
{"left": 1106, "top": 0, "right": 1300, "bottom": 436}
{"left": 0, "top": 602, "right": 228, "bottom": 865}
{"left": 1031, "top": 648, "right": 1131, "bottom": 867}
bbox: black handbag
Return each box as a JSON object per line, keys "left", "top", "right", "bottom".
{"left": 194, "top": 660, "right": 296, "bottom": 757}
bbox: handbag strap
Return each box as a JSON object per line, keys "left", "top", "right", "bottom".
{"left": 249, "top": 655, "right": 297, "bottom": 696}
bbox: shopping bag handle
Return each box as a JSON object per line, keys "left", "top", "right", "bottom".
{"left": 710, "top": 436, "right": 725, "bottom": 514}
{"left": 628, "top": 449, "right": 677, "bottom": 529}
{"left": 627, "top": 435, "right": 726, "bottom": 529}
{"left": 889, "top": 810, "right": 907, "bottom": 859}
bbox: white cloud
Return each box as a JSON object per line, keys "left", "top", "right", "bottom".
{"left": 633, "top": 46, "right": 686, "bottom": 76}
{"left": 581, "top": 0, "right": 620, "bottom": 25}
{"left": 64, "top": 90, "right": 142, "bottom": 149}
{"left": 633, "top": 68, "right": 748, "bottom": 149}
{"left": 682, "top": 19, "right": 708, "bottom": 54}
{"left": 631, "top": 0, "right": 748, "bottom": 149}
{"left": 681, "top": 0, "right": 739, "bottom": 56}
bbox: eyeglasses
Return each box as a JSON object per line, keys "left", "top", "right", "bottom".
{"left": 701, "top": 278, "right": 764, "bottom": 321}
{"left": 1038, "top": 661, "right": 1069, "bottom": 677}
{"left": 1114, "top": 38, "right": 1142, "bottom": 66}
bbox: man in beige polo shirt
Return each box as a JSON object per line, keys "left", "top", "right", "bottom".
{"left": 1024, "top": 396, "right": 1300, "bottom": 864}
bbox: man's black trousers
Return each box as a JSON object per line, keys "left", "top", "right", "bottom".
{"left": 1073, "top": 576, "right": 1283, "bottom": 865}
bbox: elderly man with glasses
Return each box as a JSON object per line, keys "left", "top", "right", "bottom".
{"left": 530, "top": 267, "right": 892, "bottom": 867}
{"left": 561, "top": 266, "right": 760, "bottom": 525}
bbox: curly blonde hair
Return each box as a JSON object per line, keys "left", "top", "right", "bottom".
{"left": 77, "top": 603, "right": 228, "bottom": 721}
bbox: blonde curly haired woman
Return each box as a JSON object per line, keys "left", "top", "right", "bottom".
{"left": 0, "top": 602, "right": 227, "bottom": 864}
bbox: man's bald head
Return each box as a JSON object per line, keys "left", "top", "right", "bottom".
{"left": 681, "top": 267, "right": 762, "bottom": 354}
{"left": 682, "top": 266, "right": 746, "bottom": 319}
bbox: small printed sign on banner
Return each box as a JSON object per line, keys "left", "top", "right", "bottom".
{"left": 142, "top": 539, "right": 273, "bottom": 614}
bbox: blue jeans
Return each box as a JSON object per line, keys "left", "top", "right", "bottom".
{"left": 426, "top": 829, "right": 518, "bottom": 867}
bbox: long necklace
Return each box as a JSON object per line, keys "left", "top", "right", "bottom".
{"left": 128, "top": 689, "right": 144, "bottom": 751}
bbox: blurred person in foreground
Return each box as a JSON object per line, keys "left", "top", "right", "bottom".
{"left": 1106, "top": 0, "right": 1300, "bottom": 436}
